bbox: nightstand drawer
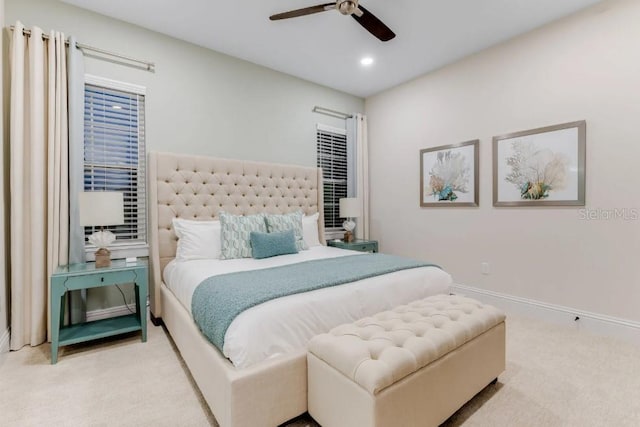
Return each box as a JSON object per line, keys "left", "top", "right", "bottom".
{"left": 352, "top": 243, "right": 375, "bottom": 252}
{"left": 62, "top": 270, "right": 138, "bottom": 290}
{"left": 327, "top": 239, "right": 379, "bottom": 253}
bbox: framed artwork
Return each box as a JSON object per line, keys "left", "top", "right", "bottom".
{"left": 493, "top": 121, "right": 586, "bottom": 207}
{"left": 420, "top": 140, "right": 479, "bottom": 207}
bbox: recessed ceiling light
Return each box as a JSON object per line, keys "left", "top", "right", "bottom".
{"left": 360, "top": 57, "right": 374, "bottom": 66}
{"left": 112, "top": 105, "right": 122, "bottom": 110}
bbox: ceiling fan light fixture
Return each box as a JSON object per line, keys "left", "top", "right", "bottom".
{"left": 337, "top": 0, "right": 358, "bottom": 15}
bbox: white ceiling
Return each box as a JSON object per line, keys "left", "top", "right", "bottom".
{"left": 61, "top": 0, "right": 603, "bottom": 98}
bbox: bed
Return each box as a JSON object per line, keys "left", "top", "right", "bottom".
{"left": 148, "top": 151, "right": 452, "bottom": 427}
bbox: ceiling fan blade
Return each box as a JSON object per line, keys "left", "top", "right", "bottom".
{"left": 351, "top": 5, "right": 395, "bottom": 42}
{"left": 270, "top": 3, "right": 335, "bottom": 21}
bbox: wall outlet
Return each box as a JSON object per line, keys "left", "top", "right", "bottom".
{"left": 481, "top": 262, "right": 490, "bottom": 275}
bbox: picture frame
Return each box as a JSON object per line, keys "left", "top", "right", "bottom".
{"left": 493, "top": 121, "right": 586, "bottom": 207}
{"left": 420, "top": 140, "right": 479, "bottom": 207}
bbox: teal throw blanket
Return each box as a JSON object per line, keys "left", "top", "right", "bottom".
{"left": 191, "top": 254, "right": 438, "bottom": 352}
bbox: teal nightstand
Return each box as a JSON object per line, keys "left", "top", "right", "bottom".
{"left": 327, "top": 238, "right": 379, "bottom": 253}
{"left": 50, "top": 259, "right": 148, "bottom": 364}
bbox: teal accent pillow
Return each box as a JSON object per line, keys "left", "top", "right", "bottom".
{"left": 250, "top": 230, "right": 298, "bottom": 259}
{"left": 265, "top": 211, "right": 308, "bottom": 251}
{"left": 220, "top": 212, "right": 267, "bottom": 259}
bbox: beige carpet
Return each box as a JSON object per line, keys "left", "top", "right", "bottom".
{"left": 0, "top": 315, "right": 639, "bottom": 427}
{"left": 0, "top": 324, "right": 216, "bottom": 427}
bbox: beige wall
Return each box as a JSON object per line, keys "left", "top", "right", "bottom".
{"left": 366, "top": 0, "right": 640, "bottom": 321}
{"left": 5, "top": 0, "right": 363, "bottom": 311}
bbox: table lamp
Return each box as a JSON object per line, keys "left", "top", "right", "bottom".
{"left": 79, "top": 191, "right": 125, "bottom": 268}
{"left": 339, "top": 197, "right": 361, "bottom": 243}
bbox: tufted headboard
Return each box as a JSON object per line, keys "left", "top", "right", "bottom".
{"left": 148, "top": 151, "right": 326, "bottom": 318}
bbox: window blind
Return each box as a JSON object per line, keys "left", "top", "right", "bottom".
{"left": 84, "top": 84, "right": 146, "bottom": 244}
{"left": 316, "top": 126, "right": 348, "bottom": 233}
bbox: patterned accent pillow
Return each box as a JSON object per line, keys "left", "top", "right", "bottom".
{"left": 250, "top": 230, "right": 298, "bottom": 259}
{"left": 219, "top": 212, "right": 267, "bottom": 259}
{"left": 265, "top": 211, "right": 308, "bottom": 251}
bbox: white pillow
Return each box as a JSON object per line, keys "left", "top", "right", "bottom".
{"left": 302, "top": 213, "right": 321, "bottom": 247}
{"left": 172, "top": 218, "right": 222, "bottom": 261}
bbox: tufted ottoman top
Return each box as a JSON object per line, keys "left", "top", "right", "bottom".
{"left": 308, "top": 294, "right": 505, "bottom": 395}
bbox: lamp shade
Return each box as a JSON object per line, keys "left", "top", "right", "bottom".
{"left": 339, "top": 197, "right": 361, "bottom": 218}
{"left": 79, "top": 192, "right": 125, "bottom": 227}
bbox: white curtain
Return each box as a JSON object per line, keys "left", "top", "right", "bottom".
{"left": 346, "top": 113, "right": 370, "bottom": 240}
{"left": 68, "top": 37, "right": 87, "bottom": 323}
{"left": 68, "top": 37, "right": 85, "bottom": 266}
{"left": 10, "top": 22, "right": 69, "bottom": 349}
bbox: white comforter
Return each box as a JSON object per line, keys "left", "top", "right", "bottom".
{"left": 163, "top": 246, "right": 452, "bottom": 368}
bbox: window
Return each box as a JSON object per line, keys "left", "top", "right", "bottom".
{"left": 316, "top": 124, "right": 348, "bottom": 236}
{"left": 84, "top": 75, "right": 147, "bottom": 255}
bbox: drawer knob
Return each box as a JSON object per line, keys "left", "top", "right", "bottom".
{"left": 101, "top": 277, "right": 104, "bottom": 282}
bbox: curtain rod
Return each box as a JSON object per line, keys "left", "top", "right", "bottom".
{"left": 10, "top": 26, "right": 155, "bottom": 72}
{"left": 313, "top": 106, "right": 353, "bottom": 120}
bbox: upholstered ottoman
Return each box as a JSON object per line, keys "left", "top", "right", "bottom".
{"left": 307, "top": 294, "right": 506, "bottom": 427}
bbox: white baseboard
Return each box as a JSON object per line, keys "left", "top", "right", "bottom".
{"left": 86, "top": 304, "right": 137, "bottom": 322}
{"left": 451, "top": 283, "right": 640, "bottom": 345}
{"left": 0, "top": 328, "right": 10, "bottom": 366}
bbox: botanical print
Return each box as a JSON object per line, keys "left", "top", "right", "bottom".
{"left": 493, "top": 121, "right": 585, "bottom": 207}
{"left": 425, "top": 150, "right": 471, "bottom": 202}
{"left": 504, "top": 140, "right": 569, "bottom": 200}
{"left": 420, "top": 140, "right": 478, "bottom": 207}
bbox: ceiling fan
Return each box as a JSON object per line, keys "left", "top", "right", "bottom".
{"left": 269, "top": 0, "right": 396, "bottom": 42}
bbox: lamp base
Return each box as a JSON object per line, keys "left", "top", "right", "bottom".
{"left": 95, "top": 248, "right": 112, "bottom": 268}
{"left": 343, "top": 231, "right": 354, "bottom": 243}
